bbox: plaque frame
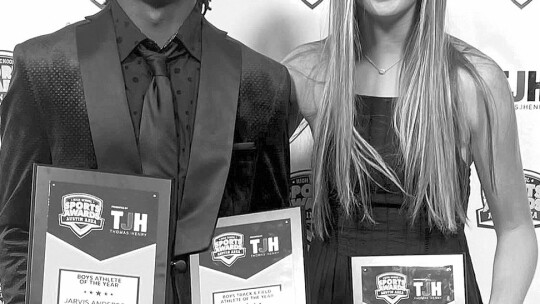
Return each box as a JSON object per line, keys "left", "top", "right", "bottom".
{"left": 26, "top": 164, "right": 174, "bottom": 304}
{"left": 351, "top": 254, "right": 466, "bottom": 304}
{"left": 190, "top": 207, "right": 308, "bottom": 304}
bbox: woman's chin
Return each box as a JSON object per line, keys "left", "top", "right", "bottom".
{"left": 358, "top": 0, "right": 417, "bottom": 19}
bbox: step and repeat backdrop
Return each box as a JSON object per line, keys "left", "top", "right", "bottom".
{"left": 0, "top": 0, "right": 539, "bottom": 303}
{"left": 209, "top": 1, "right": 540, "bottom": 301}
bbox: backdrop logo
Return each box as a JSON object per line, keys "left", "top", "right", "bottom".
{"left": 301, "top": 0, "right": 324, "bottom": 9}
{"left": 0, "top": 51, "right": 13, "bottom": 103}
{"left": 211, "top": 232, "right": 246, "bottom": 267}
{"left": 89, "top": 0, "right": 106, "bottom": 9}
{"left": 506, "top": 70, "right": 540, "bottom": 110}
{"left": 477, "top": 169, "right": 540, "bottom": 228}
{"left": 290, "top": 170, "right": 313, "bottom": 243}
{"left": 511, "top": 0, "right": 534, "bottom": 9}
{"left": 58, "top": 193, "right": 105, "bottom": 238}
{"left": 375, "top": 273, "right": 409, "bottom": 304}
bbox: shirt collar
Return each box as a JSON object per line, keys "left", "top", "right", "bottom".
{"left": 176, "top": 5, "right": 202, "bottom": 61}
{"left": 111, "top": 0, "right": 202, "bottom": 61}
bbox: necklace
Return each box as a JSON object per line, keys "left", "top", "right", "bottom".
{"left": 364, "top": 55, "right": 402, "bottom": 75}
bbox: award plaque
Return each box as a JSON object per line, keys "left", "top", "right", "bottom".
{"left": 190, "top": 207, "right": 307, "bottom": 304}
{"left": 351, "top": 254, "right": 466, "bottom": 304}
{"left": 26, "top": 165, "right": 173, "bottom": 304}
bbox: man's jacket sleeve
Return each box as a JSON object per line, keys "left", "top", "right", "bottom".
{"left": 0, "top": 44, "right": 52, "bottom": 304}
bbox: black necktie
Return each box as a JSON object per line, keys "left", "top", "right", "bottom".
{"left": 138, "top": 43, "right": 179, "bottom": 178}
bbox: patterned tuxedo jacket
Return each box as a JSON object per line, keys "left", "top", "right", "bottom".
{"left": 0, "top": 5, "right": 291, "bottom": 303}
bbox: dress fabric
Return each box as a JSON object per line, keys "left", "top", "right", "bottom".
{"left": 307, "top": 95, "right": 483, "bottom": 304}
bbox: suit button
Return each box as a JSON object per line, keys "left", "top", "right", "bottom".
{"left": 171, "top": 259, "right": 187, "bottom": 273}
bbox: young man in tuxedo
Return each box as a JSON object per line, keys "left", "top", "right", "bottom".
{"left": 0, "top": 0, "right": 291, "bottom": 303}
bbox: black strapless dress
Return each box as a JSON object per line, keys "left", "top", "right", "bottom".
{"left": 307, "top": 96, "right": 483, "bottom": 304}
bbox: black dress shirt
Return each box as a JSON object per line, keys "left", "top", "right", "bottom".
{"left": 110, "top": 0, "right": 201, "bottom": 198}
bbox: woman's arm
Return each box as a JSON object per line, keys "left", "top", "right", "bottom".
{"left": 461, "top": 61, "right": 538, "bottom": 304}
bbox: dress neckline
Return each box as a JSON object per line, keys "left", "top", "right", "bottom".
{"left": 355, "top": 94, "right": 397, "bottom": 104}
{"left": 356, "top": 94, "right": 396, "bottom": 102}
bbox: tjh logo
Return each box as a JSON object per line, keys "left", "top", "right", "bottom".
{"left": 58, "top": 193, "right": 105, "bottom": 238}
{"left": 211, "top": 232, "right": 247, "bottom": 267}
{"left": 249, "top": 235, "right": 280, "bottom": 257}
{"left": 505, "top": 70, "right": 540, "bottom": 110}
{"left": 511, "top": 0, "right": 534, "bottom": 9}
{"left": 110, "top": 208, "right": 148, "bottom": 234}
{"left": 301, "top": 0, "right": 324, "bottom": 9}
{"left": 412, "top": 278, "right": 443, "bottom": 300}
{"left": 375, "top": 273, "right": 409, "bottom": 304}
{"left": 477, "top": 169, "right": 540, "bottom": 228}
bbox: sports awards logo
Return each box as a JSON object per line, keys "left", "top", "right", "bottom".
{"left": 290, "top": 171, "right": 312, "bottom": 208}
{"left": 58, "top": 193, "right": 105, "bottom": 238}
{"left": 211, "top": 232, "right": 247, "bottom": 267}
{"left": 0, "top": 50, "right": 13, "bottom": 103}
{"left": 374, "top": 273, "right": 409, "bottom": 304}
{"left": 477, "top": 169, "right": 540, "bottom": 228}
{"left": 301, "top": 0, "right": 324, "bottom": 9}
{"left": 290, "top": 170, "right": 313, "bottom": 243}
{"left": 511, "top": 0, "right": 534, "bottom": 9}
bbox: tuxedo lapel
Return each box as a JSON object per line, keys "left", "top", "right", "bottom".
{"left": 174, "top": 20, "right": 241, "bottom": 255}
{"left": 76, "top": 6, "right": 142, "bottom": 174}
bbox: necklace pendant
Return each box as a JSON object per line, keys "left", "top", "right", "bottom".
{"left": 378, "top": 69, "right": 386, "bottom": 75}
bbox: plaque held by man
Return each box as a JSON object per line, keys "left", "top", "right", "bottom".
{"left": 26, "top": 165, "right": 173, "bottom": 304}
{"left": 190, "top": 207, "right": 308, "bottom": 304}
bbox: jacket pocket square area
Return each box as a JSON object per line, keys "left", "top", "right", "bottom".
{"left": 232, "top": 142, "right": 256, "bottom": 151}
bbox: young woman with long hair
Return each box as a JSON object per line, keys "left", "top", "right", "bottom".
{"left": 284, "top": 0, "right": 537, "bottom": 303}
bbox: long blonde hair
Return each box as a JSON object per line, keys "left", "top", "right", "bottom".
{"left": 312, "top": 0, "right": 496, "bottom": 238}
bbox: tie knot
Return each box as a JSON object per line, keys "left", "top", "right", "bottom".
{"left": 138, "top": 41, "right": 177, "bottom": 77}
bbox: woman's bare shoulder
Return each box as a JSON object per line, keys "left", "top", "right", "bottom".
{"left": 282, "top": 40, "right": 327, "bottom": 83}
{"left": 452, "top": 36, "right": 514, "bottom": 138}
{"left": 282, "top": 40, "right": 328, "bottom": 123}
{"left": 450, "top": 36, "right": 503, "bottom": 75}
